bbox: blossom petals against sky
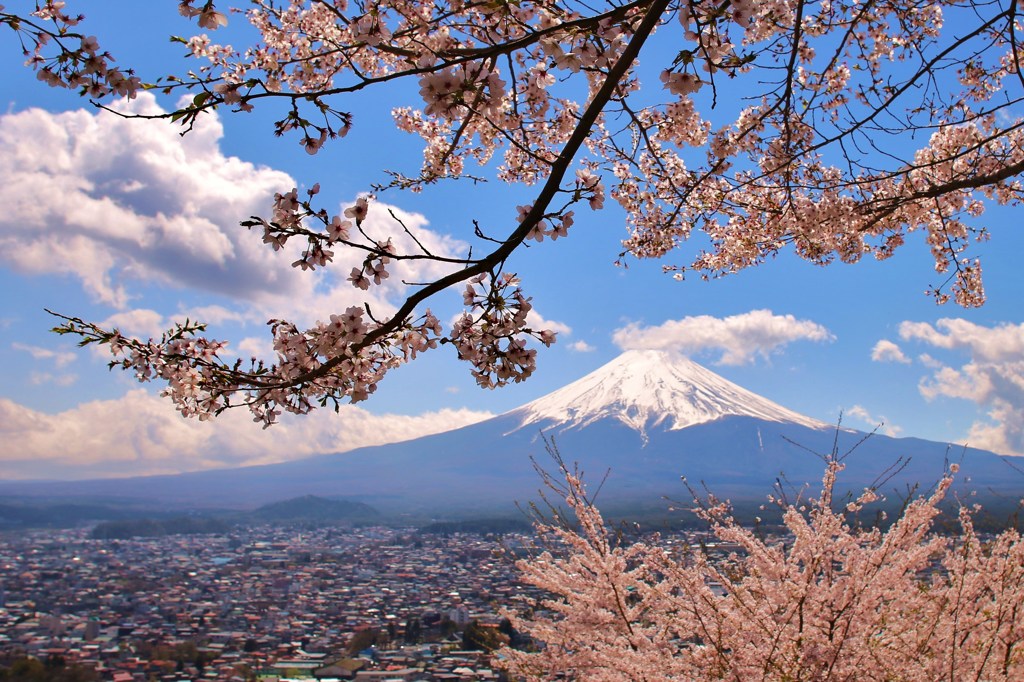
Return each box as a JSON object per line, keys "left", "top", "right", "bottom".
{"left": 1, "top": 3, "right": 1023, "bottom": 479}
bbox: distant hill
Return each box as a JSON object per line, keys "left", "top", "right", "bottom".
{"left": 91, "top": 516, "right": 229, "bottom": 539}
{"left": 0, "top": 501, "right": 166, "bottom": 528}
{"left": 0, "top": 495, "right": 379, "bottom": 531}
{"left": 249, "top": 494, "right": 380, "bottom": 523}
{"left": 418, "top": 518, "right": 531, "bottom": 536}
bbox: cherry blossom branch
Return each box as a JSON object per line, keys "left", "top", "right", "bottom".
{"left": 276, "top": 0, "right": 671, "bottom": 389}
{"left": 8, "top": 0, "right": 1024, "bottom": 419}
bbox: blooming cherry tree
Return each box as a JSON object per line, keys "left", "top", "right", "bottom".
{"left": 4, "top": 0, "right": 1024, "bottom": 422}
{"left": 502, "top": 458, "right": 1024, "bottom": 680}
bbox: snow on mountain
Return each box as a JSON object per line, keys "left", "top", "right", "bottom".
{"left": 509, "top": 349, "right": 827, "bottom": 440}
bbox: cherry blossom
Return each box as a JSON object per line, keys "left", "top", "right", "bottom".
{"left": 3, "top": 1, "right": 142, "bottom": 100}
{"left": 3, "top": 0, "right": 1021, "bottom": 422}
{"left": 344, "top": 197, "right": 369, "bottom": 225}
{"left": 197, "top": 7, "right": 228, "bottom": 30}
{"left": 501, "top": 456, "right": 1024, "bottom": 680}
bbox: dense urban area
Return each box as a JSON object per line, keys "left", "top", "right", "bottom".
{"left": 9, "top": 499, "right": 996, "bottom": 682}
{"left": 2, "top": 502, "right": 1018, "bottom": 682}
{"left": 0, "top": 523, "right": 560, "bottom": 681}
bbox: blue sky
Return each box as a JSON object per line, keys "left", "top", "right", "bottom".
{"left": 1, "top": 3, "right": 1022, "bottom": 479}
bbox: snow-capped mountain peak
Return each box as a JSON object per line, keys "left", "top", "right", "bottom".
{"left": 508, "top": 349, "right": 827, "bottom": 439}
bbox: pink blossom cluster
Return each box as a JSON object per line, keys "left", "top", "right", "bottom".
{"left": 177, "top": 0, "right": 228, "bottom": 30}
{"left": 348, "top": 237, "right": 394, "bottom": 290}
{"left": 450, "top": 273, "right": 556, "bottom": 389}
{"left": 418, "top": 64, "right": 506, "bottom": 121}
{"left": 52, "top": 314, "right": 239, "bottom": 422}
{"left": 51, "top": 305, "right": 445, "bottom": 426}
{"left": 517, "top": 203, "right": 574, "bottom": 243}
{"left": 2, "top": 1, "right": 141, "bottom": 99}
{"left": 76, "top": 284, "right": 538, "bottom": 423}
{"left": 246, "top": 187, "right": 365, "bottom": 273}
{"left": 502, "top": 460, "right": 1024, "bottom": 680}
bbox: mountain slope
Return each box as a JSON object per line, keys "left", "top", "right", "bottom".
{"left": 0, "top": 350, "right": 1018, "bottom": 514}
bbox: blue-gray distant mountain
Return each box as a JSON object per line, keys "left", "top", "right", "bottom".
{"left": 2, "top": 350, "right": 1019, "bottom": 513}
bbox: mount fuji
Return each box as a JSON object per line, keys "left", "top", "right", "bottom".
{"left": 2, "top": 350, "right": 1020, "bottom": 514}
{"left": 509, "top": 349, "right": 826, "bottom": 438}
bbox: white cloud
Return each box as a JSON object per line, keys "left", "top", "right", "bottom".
{"left": 29, "top": 372, "right": 78, "bottom": 387}
{"left": 12, "top": 342, "right": 76, "bottom": 368}
{"left": 899, "top": 319, "right": 1024, "bottom": 362}
{"left": 844, "top": 404, "right": 902, "bottom": 437}
{"left": 0, "top": 95, "right": 294, "bottom": 308}
{"left": 966, "top": 417, "right": 1023, "bottom": 459}
{"left": 612, "top": 309, "right": 834, "bottom": 365}
{"left": 0, "top": 390, "right": 494, "bottom": 480}
{"left": 871, "top": 339, "right": 910, "bottom": 364}
{"left": 181, "top": 304, "right": 253, "bottom": 327}
{"left": 526, "top": 309, "right": 571, "bottom": 336}
{"left": 235, "top": 336, "right": 276, "bottom": 362}
{"left": 0, "top": 95, "right": 469, "bottom": 331}
{"left": 99, "top": 306, "right": 258, "bottom": 346}
{"left": 12, "top": 343, "right": 78, "bottom": 386}
{"left": 100, "top": 309, "right": 169, "bottom": 339}
{"left": 569, "top": 339, "right": 595, "bottom": 353}
{"left": 898, "top": 319, "right": 1024, "bottom": 455}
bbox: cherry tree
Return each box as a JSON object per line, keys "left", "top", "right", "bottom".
{"left": 500, "top": 458, "right": 1024, "bottom": 680}
{"left": 3, "top": 0, "right": 1023, "bottom": 423}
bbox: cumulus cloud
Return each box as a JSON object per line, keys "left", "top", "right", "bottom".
{"left": 898, "top": 319, "right": 1024, "bottom": 455}
{"left": 569, "top": 339, "right": 595, "bottom": 353}
{"left": 99, "top": 309, "right": 171, "bottom": 339}
{"left": 30, "top": 372, "right": 78, "bottom": 387}
{"left": 0, "top": 95, "right": 468, "bottom": 330}
{"left": 12, "top": 342, "right": 76, "bottom": 368}
{"left": 900, "top": 319, "right": 1024, "bottom": 362}
{"left": 0, "top": 94, "right": 294, "bottom": 307}
{"left": 13, "top": 342, "right": 78, "bottom": 386}
{"left": 612, "top": 309, "right": 834, "bottom": 365}
{"left": 871, "top": 339, "right": 910, "bottom": 364}
{"left": 235, "top": 336, "right": 276, "bottom": 362}
{"left": 844, "top": 405, "right": 902, "bottom": 437}
{"left": 0, "top": 390, "right": 494, "bottom": 480}
{"left": 526, "top": 309, "right": 571, "bottom": 336}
